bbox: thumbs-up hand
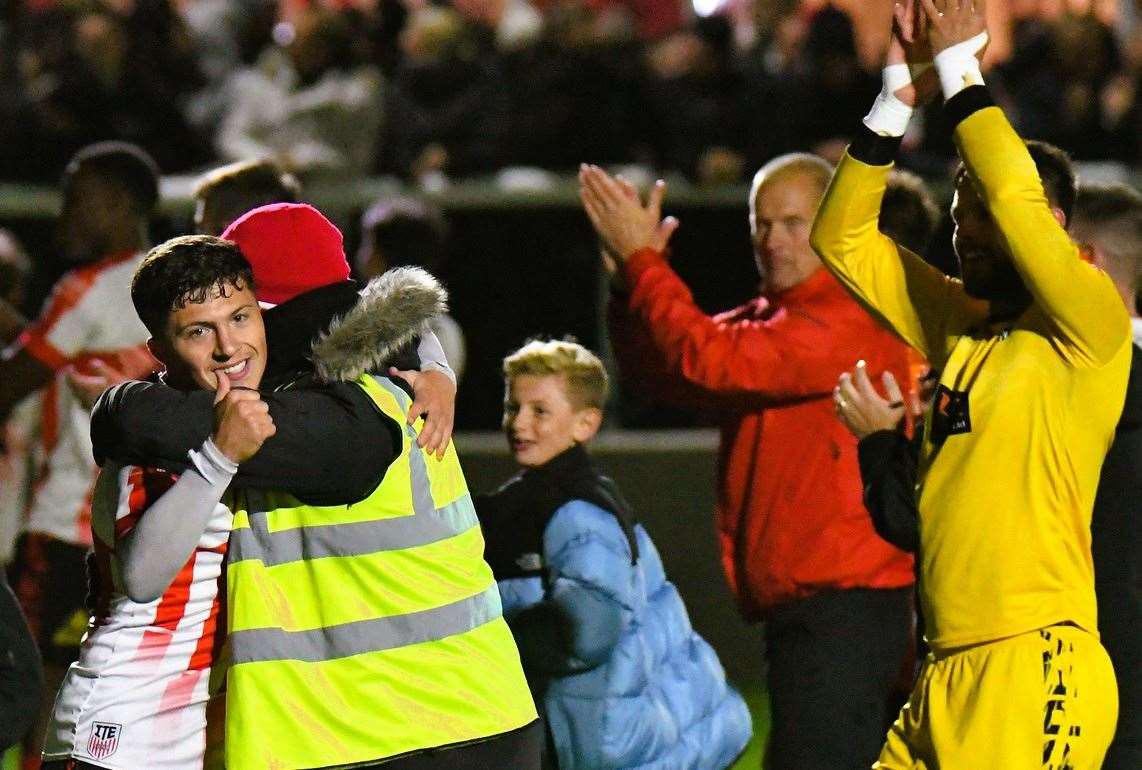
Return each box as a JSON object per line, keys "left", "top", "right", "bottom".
{"left": 211, "top": 376, "right": 275, "bottom": 463}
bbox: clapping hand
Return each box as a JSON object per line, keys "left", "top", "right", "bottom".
{"left": 578, "top": 164, "right": 679, "bottom": 267}
{"left": 887, "top": 0, "right": 938, "bottom": 108}
{"left": 834, "top": 361, "right": 908, "bottom": 441}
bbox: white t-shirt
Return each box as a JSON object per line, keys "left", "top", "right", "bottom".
{"left": 17, "top": 251, "right": 156, "bottom": 546}
{"left": 44, "top": 462, "right": 231, "bottom": 770}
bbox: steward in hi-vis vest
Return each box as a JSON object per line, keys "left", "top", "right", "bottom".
{"left": 228, "top": 265, "right": 537, "bottom": 768}
{"left": 225, "top": 367, "right": 538, "bottom": 768}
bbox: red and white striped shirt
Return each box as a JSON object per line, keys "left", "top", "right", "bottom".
{"left": 44, "top": 462, "right": 231, "bottom": 770}
{"left": 18, "top": 251, "right": 157, "bottom": 547}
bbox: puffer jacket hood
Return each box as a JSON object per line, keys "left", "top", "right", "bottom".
{"left": 311, "top": 267, "right": 447, "bottom": 383}
{"left": 259, "top": 267, "right": 448, "bottom": 389}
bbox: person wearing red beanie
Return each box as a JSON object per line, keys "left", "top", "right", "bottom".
{"left": 221, "top": 202, "right": 351, "bottom": 306}
{"left": 219, "top": 200, "right": 456, "bottom": 451}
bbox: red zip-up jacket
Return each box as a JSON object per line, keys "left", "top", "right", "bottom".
{"left": 609, "top": 248, "right": 915, "bottom": 620}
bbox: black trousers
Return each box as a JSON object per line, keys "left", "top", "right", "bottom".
{"left": 764, "top": 586, "right": 913, "bottom": 770}
{"left": 358, "top": 719, "right": 545, "bottom": 770}
{"left": 1097, "top": 584, "right": 1142, "bottom": 770}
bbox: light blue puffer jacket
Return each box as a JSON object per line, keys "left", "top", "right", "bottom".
{"left": 498, "top": 500, "right": 752, "bottom": 770}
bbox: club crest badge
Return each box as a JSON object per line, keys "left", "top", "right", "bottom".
{"left": 87, "top": 722, "right": 122, "bottom": 760}
{"left": 930, "top": 384, "right": 971, "bottom": 444}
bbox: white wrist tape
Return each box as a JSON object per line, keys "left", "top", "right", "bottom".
{"left": 863, "top": 62, "right": 933, "bottom": 137}
{"left": 863, "top": 91, "right": 912, "bottom": 137}
{"left": 934, "top": 31, "right": 989, "bottom": 101}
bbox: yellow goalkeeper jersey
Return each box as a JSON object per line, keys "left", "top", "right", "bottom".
{"left": 811, "top": 105, "right": 1132, "bottom": 650}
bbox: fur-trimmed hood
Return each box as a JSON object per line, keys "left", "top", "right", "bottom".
{"left": 310, "top": 267, "right": 448, "bottom": 383}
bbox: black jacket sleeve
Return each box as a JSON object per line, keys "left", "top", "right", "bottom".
{"left": 0, "top": 573, "right": 43, "bottom": 750}
{"left": 857, "top": 430, "right": 920, "bottom": 553}
{"left": 91, "top": 380, "right": 399, "bottom": 506}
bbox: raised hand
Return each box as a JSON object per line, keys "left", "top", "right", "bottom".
{"left": 919, "top": 0, "right": 987, "bottom": 56}
{"left": 388, "top": 367, "right": 455, "bottom": 459}
{"left": 212, "top": 375, "right": 275, "bottom": 463}
{"left": 887, "top": 0, "right": 938, "bottom": 107}
{"left": 578, "top": 164, "right": 679, "bottom": 264}
{"left": 834, "top": 360, "right": 906, "bottom": 440}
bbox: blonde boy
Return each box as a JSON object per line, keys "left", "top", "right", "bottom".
{"left": 477, "top": 339, "right": 752, "bottom": 770}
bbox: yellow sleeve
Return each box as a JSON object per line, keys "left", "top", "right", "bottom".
{"left": 811, "top": 152, "right": 983, "bottom": 369}
{"left": 955, "top": 107, "right": 1131, "bottom": 366}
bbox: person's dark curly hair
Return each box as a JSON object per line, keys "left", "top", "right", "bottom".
{"left": 881, "top": 170, "right": 940, "bottom": 256}
{"left": 132, "top": 235, "right": 255, "bottom": 336}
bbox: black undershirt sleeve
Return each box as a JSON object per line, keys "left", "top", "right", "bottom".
{"left": 856, "top": 429, "right": 920, "bottom": 554}
{"left": 91, "top": 380, "right": 399, "bottom": 506}
{"left": 942, "top": 85, "right": 995, "bottom": 130}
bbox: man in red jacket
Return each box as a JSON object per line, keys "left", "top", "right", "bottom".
{"left": 579, "top": 157, "right": 915, "bottom": 770}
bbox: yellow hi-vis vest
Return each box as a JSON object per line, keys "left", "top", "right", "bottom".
{"left": 224, "top": 374, "right": 536, "bottom": 770}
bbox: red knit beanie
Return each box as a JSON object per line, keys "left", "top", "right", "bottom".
{"left": 221, "top": 202, "right": 351, "bottom": 305}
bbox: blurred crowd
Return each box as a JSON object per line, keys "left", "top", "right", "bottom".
{"left": 0, "top": 0, "right": 1139, "bottom": 188}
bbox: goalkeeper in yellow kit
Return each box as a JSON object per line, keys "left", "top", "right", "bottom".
{"left": 809, "top": 0, "right": 1133, "bottom": 767}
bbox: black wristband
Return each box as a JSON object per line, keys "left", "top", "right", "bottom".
{"left": 849, "top": 124, "right": 903, "bottom": 167}
{"left": 943, "top": 85, "right": 995, "bottom": 129}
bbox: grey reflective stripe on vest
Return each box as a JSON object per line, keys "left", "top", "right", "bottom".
{"left": 230, "top": 584, "right": 503, "bottom": 664}
{"left": 229, "top": 376, "right": 478, "bottom": 567}
{"left": 383, "top": 379, "right": 438, "bottom": 520}
{"left": 228, "top": 495, "right": 478, "bottom": 566}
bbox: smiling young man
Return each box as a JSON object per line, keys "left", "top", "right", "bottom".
{"left": 809, "top": 0, "right": 1132, "bottom": 766}
{"left": 141, "top": 244, "right": 267, "bottom": 390}
{"left": 42, "top": 236, "right": 276, "bottom": 770}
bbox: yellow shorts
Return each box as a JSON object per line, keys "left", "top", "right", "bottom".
{"left": 875, "top": 624, "right": 1118, "bottom": 770}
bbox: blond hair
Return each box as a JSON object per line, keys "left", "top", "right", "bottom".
{"left": 503, "top": 339, "right": 609, "bottom": 409}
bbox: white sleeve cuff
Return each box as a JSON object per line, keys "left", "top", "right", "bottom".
{"left": 934, "top": 32, "right": 989, "bottom": 101}
{"left": 417, "top": 328, "right": 457, "bottom": 385}
{"left": 189, "top": 437, "right": 239, "bottom": 487}
{"left": 420, "top": 360, "right": 457, "bottom": 384}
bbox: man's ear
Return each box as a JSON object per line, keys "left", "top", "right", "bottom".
{"left": 145, "top": 337, "right": 169, "bottom": 368}
{"left": 573, "top": 407, "right": 603, "bottom": 444}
